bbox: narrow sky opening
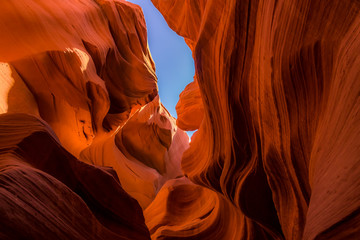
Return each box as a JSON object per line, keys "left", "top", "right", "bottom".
{"left": 127, "top": 0, "right": 195, "bottom": 137}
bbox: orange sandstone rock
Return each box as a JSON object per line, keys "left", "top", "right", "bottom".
{"left": 176, "top": 78, "right": 204, "bottom": 131}
{"left": 0, "top": 0, "right": 359, "bottom": 239}
{"left": 0, "top": 114, "right": 150, "bottom": 239}
{"left": 151, "top": 0, "right": 360, "bottom": 239}
{"left": 0, "top": 0, "right": 189, "bottom": 237}
{"left": 81, "top": 96, "right": 189, "bottom": 209}
{"left": 0, "top": 0, "right": 157, "bottom": 157}
{"left": 144, "top": 177, "right": 245, "bottom": 239}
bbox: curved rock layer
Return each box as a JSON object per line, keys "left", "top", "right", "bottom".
{"left": 144, "top": 177, "right": 278, "bottom": 240}
{"left": 0, "top": 0, "right": 188, "bottom": 238}
{"left": 175, "top": 78, "right": 204, "bottom": 131}
{"left": 151, "top": 0, "right": 360, "bottom": 239}
{"left": 0, "top": 0, "right": 359, "bottom": 239}
{"left": 0, "top": 114, "right": 149, "bottom": 240}
{"left": 81, "top": 96, "right": 189, "bottom": 208}
{"left": 0, "top": 0, "right": 157, "bottom": 157}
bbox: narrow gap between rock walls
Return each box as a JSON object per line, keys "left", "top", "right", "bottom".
{"left": 126, "top": 0, "right": 196, "bottom": 138}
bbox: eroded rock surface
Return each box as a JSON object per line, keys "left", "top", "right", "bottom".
{"left": 0, "top": 0, "right": 187, "bottom": 238}
{"left": 149, "top": 0, "right": 360, "bottom": 239}
{"left": 176, "top": 78, "right": 204, "bottom": 131}
{"left": 0, "top": 0, "right": 359, "bottom": 239}
{"left": 0, "top": 114, "right": 150, "bottom": 239}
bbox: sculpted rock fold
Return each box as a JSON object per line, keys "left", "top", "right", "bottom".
{"left": 0, "top": 114, "right": 150, "bottom": 239}
{"left": 1, "top": 0, "right": 359, "bottom": 239}
{"left": 0, "top": 0, "right": 157, "bottom": 157}
{"left": 81, "top": 96, "right": 189, "bottom": 208}
{"left": 0, "top": 0, "right": 189, "bottom": 237}
{"left": 176, "top": 79, "right": 204, "bottom": 131}
{"left": 151, "top": 0, "right": 360, "bottom": 239}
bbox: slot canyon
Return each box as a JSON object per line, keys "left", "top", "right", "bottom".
{"left": 0, "top": 0, "right": 359, "bottom": 239}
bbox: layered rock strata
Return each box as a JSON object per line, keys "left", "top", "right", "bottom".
{"left": 0, "top": 0, "right": 188, "bottom": 238}
{"left": 0, "top": 114, "right": 150, "bottom": 239}
{"left": 0, "top": 0, "right": 359, "bottom": 239}
{"left": 149, "top": 0, "right": 360, "bottom": 239}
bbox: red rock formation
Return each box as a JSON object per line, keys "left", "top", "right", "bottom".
{"left": 0, "top": 0, "right": 188, "bottom": 238}
{"left": 176, "top": 78, "right": 204, "bottom": 131}
{"left": 81, "top": 96, "right": 189, "bottom": 208}
{"left": 1, "top": 0, "right": 359, "bottom": 239}
{"left": 0, "top": 0, "right": 157, "bottom": 157}
{"left": 148, "top": 0, "right": 360, "bottom": 239}
{"left": 0, "top": 114, "right": 149, "bottom": 239}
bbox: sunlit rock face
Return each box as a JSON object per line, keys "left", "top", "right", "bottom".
{"left": 81, "top": 96, "right": 189, "bottom": 208}
{"left": 150, "top": 0, "right": 360, "bottom": 239}
{"left": 0, "top": 0, "right": 160, "bottom": 158}
{"left": 0, "top": 0, "right": 188, "bottom": 238}
{"left": 0, "top": 0, "right": 359, "bottom": 239}
{"left": 176, "top": 78, "right": 204, "bottom": 131}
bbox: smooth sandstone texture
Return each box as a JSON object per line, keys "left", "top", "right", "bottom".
{"left": 0, "top": 0, "right": 157, "bottom": 157}
{"left": 144, "top": 177, "right": 245, "bottom": 240}
{"left": 0, "top": 114, "right": 150, "bottom": 240}
{"left": 0, "top": 0, "right": 359, "bottom": 239}
{"left": 81, "top": 96, "right": 189, "bottom": 208}
{"left": 0, "top": 0, "right": 188, "bottom": 238}
{"left": 176, "top": 78, "right": 204, "bottom": 131}
{"left": 149, "top": 0, "right": 360, "bottom": 239}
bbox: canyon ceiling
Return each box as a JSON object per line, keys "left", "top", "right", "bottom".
{"left": 0, "top": 0, "right": 359, "bottom": 239}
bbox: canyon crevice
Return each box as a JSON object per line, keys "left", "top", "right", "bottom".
{"left": 0, "top": 0, "right": 359, "bottom": 239}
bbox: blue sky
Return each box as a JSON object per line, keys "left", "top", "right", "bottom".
{"left": 126, "top": 0, "right": 195, "bottom": 120}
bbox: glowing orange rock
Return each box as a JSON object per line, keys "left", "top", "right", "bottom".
{"left": 176, "top": 78, "right": 204, "bottom": 131}
{"left": 1, "top": 0, "right": 359, "bottom": 239}
{"left": 0, "top": 114, "right": 150, "bottom": 239}
{"left": 144, "top": 177, "right": 246, "bottom": 239}
{"left": 0, "top": 0, "right": 157, "bottom": 157}
{"left": 81, "top": 96, "right": 189, "bottom": 209}
{"left": 0, "top": 0, "right": 189, "bottom": 237}
{"left": 151, "top": 0, "right": 360, "bottom": 239}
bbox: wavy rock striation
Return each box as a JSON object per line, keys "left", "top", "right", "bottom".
{"left": 0, "top": 0, "right": 187, "bottom": 238}
{"left": 0, "top": 114, "right": 149, "bottom": 239}
{"left": 148, "top": 0, "right": 360, "bottom": 239}
{"left": 176, "top": 78, "right": 204, "bottom": 131}
{"left": 0, "top": 0, "right": 158, "bottom": 157}
{"left": 0, "top": 0, "right": 359, "bottom": 239}
{"left": 81, "top": 96, "right": 188, "bottom": 208}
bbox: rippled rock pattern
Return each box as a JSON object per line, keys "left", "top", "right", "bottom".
{"left": 0, "top": 114, "right": 150, "bottom": 239}
{"left": 0, "top": 0, "right": 186, "bottom": 238}
{"left": 151, "top": 0, "right": 360, "bottom": 239}
{"left": 1, "top": 0, "right": 359, "bottom": 239}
